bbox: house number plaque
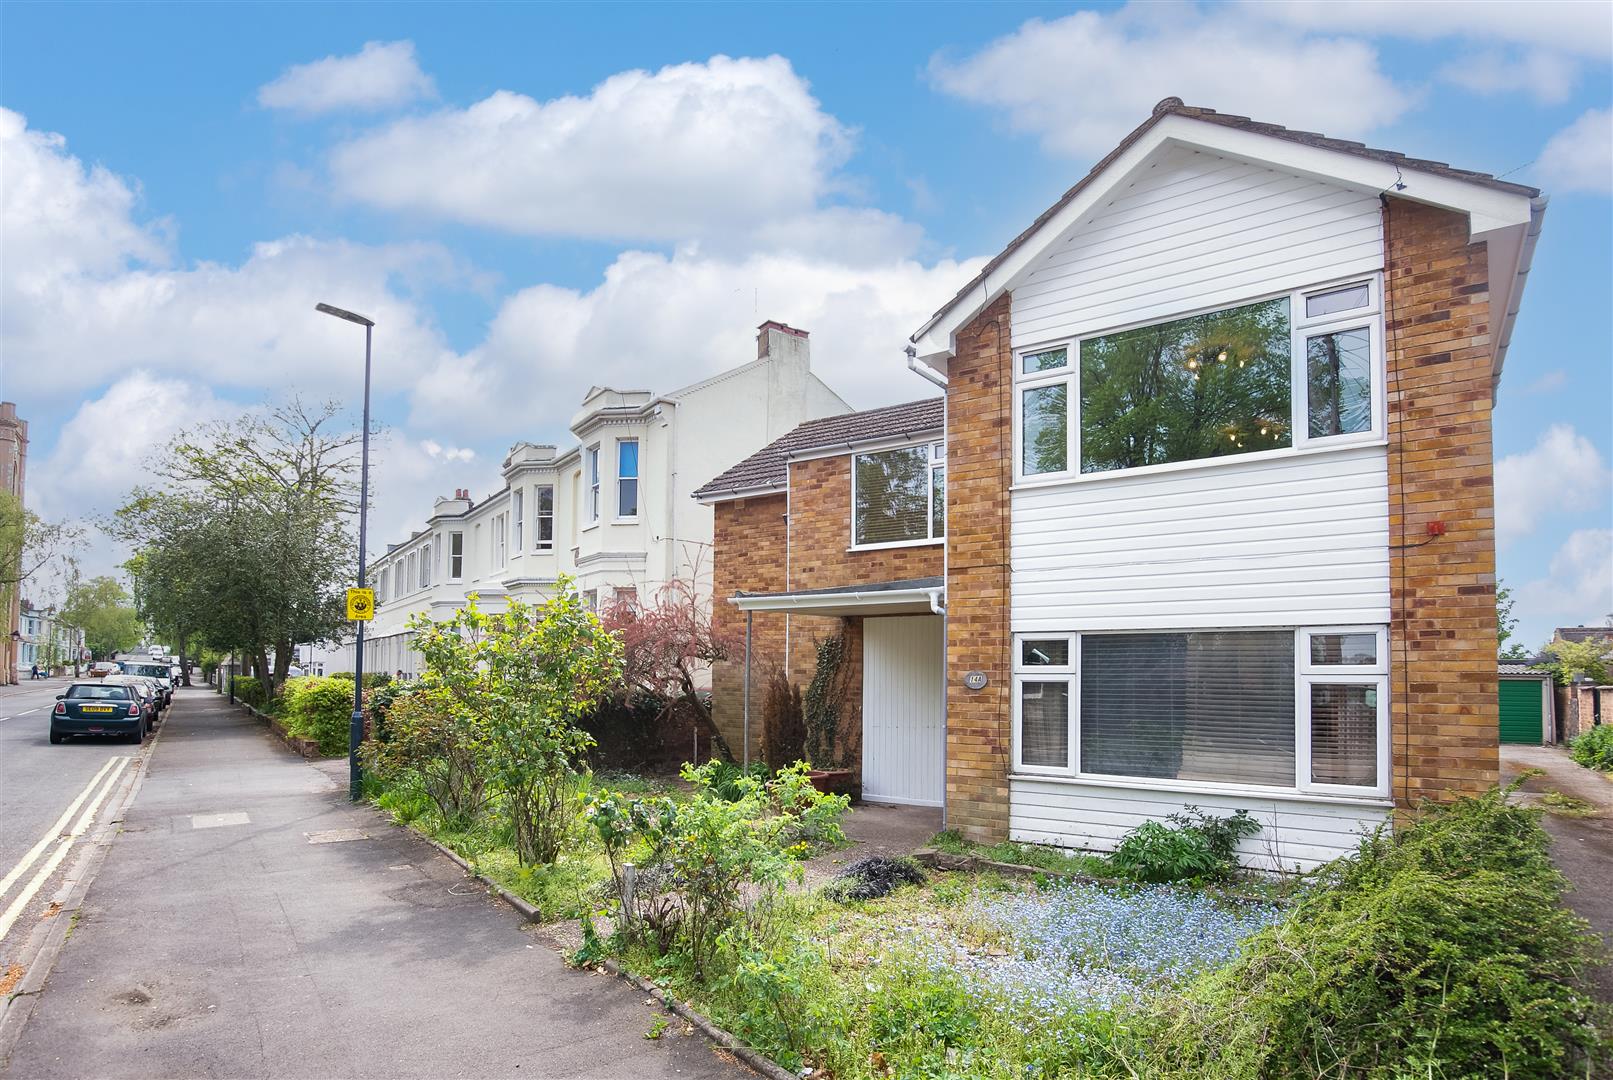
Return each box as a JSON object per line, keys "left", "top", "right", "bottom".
{"left": 963, "top": 670, "right": 989, "bottom": 691}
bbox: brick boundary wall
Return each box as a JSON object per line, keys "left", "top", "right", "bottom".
{"left": 944, "top": 293, "right": 1015, "bottom": 840}
{"left": 1384, "top": 197, "right": 1501, "bottom": 806}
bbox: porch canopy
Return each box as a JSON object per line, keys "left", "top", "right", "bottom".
{"left": 730, "top": 576, "right": 944, "bottom": 618}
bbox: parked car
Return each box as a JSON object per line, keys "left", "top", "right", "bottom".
{"left": 169, "top": 665, "right": 182, "bottom": 687}
{"left": 87, "top": 661, "right": 119, "bottom": 678}
{"left": 104, "top": 675, "right": 165, "bottom": 724}
{"left": 119, "top": 663, "right": 174, "bottom": 707}
{"left": 51, "top": 681, "right": 148, "bottom": 743}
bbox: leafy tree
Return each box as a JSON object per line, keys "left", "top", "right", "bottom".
{"left": 601, "top": 566, "right": 739, "bottom": 762}
{"left": 409, "top": 581, "right": 622, "bottom": 865}
{"left": 1497, "top": 581, "right": 1530, "bottom": 660}
{"left": 58, "top": 574, "right": 142, "bottom": 659}
{"left": 1538, "top": 636, "right": 1612, "bottom": 686}
{"left": 0, "top": 492, "right": 82, "bottom": 681}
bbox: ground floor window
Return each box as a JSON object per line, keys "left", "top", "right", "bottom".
{"left": 1012, "top": 626, "right": 1388, "bottom": 797}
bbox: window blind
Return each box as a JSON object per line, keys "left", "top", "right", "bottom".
{"left": 854, "top": 447, "right": 928, "bottom": 545}
{"left": 1081, "top": 631, "right": 1295, "bottom": 786}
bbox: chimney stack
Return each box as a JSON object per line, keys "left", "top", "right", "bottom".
{"left": 756, "top": 320, "right": 810, "bottom": 363}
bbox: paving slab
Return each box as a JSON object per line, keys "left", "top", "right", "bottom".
{"left": 2, "top": 689, "right": 749, "bottom": 1079}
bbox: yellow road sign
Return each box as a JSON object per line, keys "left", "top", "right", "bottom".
{"left": 346, "top": 587, "right": 375, "bottom": 621}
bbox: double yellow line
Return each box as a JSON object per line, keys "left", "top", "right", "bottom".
{"left": 0, "top": 755, "right": 132, "bottom": 947}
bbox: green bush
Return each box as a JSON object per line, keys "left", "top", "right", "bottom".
{"left": 1569, "top": 724, "right": 1613, "bottom": 771}
{"left": 230, "top": 675, "right": 267, "bottom": 708}
{"left": 1109, "top": 806, "right": 1261, "bottom": 884}
{"left": 280, "top": 676, "right": 355, "bottom": 756}
{"left": 1159, "top": 789, "right": 1609, "bottom": 1079}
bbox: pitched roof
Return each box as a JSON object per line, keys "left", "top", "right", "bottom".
{"left": 916, "top": 97, "right": 1540, "bottom": 344}
{"left": 693, "top": 397, "right": 943, "bottom": 500}
{"left": 1555, "top": 626, "right": 1613, "bottom": 644}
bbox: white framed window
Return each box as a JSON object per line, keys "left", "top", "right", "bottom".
{"left": 378, "top": 568, "right": 389, "bottom": 604}
{"left": 448, "top": 532, "right": 464, "bottom": 581}
{"left": 1297, "top": 627, "right": 1389, "bottom": 795}
{"left": 616, "top": 439, "right": 640, "bottom": 519}
{"left": 494, "top": 513, "right": 507, "bottom": 568}
{"left": 1010, "top": 626, "right": 1389, "bottom": 798}
{"left": 851, "top": 441, "right": 945, "bottom": 548}
{"left": 535, "top": 485, "right": 555, "bottom": 550}
{"left": 512, "top": 489, "right": 524, "bottom": 552}
{"left": 1013, "top": 276, "right": 1382, "bottom": 483}
{"left": 586, "top": 446, "right": 601, "bottom": 523}
{"left": 420, "top": 543, "right": 431, "bottom": 588}
{"left": 406, "top": 552, "right": 417, "bottom": 593}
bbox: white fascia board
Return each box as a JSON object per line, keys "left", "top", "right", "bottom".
{"left": 730, "top": 586, "right": 944, "bottom": 614}
{"left": 787, "top": 430, "right": 945, "bottom": 466}
{"left": 909, "top": 113, "right": 1538, "bottom": 364}
{"left": 693, "top": 484, "right": 786, "bottom": 506}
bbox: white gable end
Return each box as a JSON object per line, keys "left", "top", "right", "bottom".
{"left": 1010, "top": 144, "right": 1383, "bottom": 349}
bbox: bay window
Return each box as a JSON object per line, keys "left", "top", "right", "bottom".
{"left": 448, "top": 532, "right": 464, "bottom": 580}
{"left": 1011, "top": 626, "right": 1388, "bottom": 797}
{"left": 1014, "top": 277, "right": 1380, "bottom": 481}
{"left": 586, "top": 446, "right": 600, "bottom": 523}
{"left": 852, "top": 442, "right": 945, "bottom": 547}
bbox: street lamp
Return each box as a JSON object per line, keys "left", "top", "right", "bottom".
{"left": 316, "top": 301, "right": 375, "bottom": 801}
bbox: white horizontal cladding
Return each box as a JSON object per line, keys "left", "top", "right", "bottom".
{"left": 1009, "top": 777, "right": 1389, "bottom": 874}
{"left": 1012, "top": 445, "right": 1389, "bottom": 631}
{"left": 1012, "top": 145, "right": 1383, "bottom": 347}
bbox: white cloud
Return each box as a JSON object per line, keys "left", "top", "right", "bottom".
{"left": 0, "top": 108, "right": 461, "bottom": 404}
{"left": 1438, "top": 49, "right": 1580, "bottom": 105}
{"left": 929, "top": 4, "right": 1411, "bottom": 160}
{"left": 258, "top": 40, "right": 435, "bottom": 115}
{"left": 1538, "top": 108, "right": 1613, "bottom": 195}
{"left": 367, "top": 433, "right": 499, "bottom": 550}
{"left": 408, "top": 244, "right": 982, "bottom": 441}
{"left": 327, "top": 55, "right": 853, "bottom": 243}
{"left": 419, "top": 439, "right": 475, "bottom": 464}
{"left": 1520, "top": 369, "right": 1569, "bottom": 395}
{"left": 1243, "top": 1, "right": 1613, "bottom": 60}
{"left": 1495, "top": 425, "right": 1613, "bottom": 547}
{"left": 1514, "top": 529, "right": 1613, "bottom": 634}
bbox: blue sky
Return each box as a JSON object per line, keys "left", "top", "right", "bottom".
{"left": 2, "top": 1, "right": 1609, "bottom": 648}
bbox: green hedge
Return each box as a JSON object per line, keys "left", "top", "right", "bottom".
{"left": 1160, "top": 789, "right": 1609, "bottom": 1078}
{"left": 230, "top": 676, "right": 267, "bottom": 708}
{"left": 326, "top": 671, "right": 393, "bottom": 689}
{"left": 281, "top": 676, "right": 355, "bottom": 756}
{"left": 1569, "top": 725, "right": 1613, "bottom": 771}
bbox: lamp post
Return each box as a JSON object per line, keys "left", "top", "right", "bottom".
{"left": 316, "top": 301, "right": 375, "bottom": 801}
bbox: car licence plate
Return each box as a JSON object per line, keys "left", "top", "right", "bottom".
{"left": 80, "top": 705, "right": 115, "bottom": 713}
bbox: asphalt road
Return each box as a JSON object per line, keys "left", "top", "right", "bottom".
{"left": 0, "top": 676, "right": 147, "bottom": 971}
{"left": 1, "top": 688, "right": 750, "bottom": 1079}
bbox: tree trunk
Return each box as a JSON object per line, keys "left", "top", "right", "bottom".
{"left": 677, "top": 669, "right": 735, "bottom": 763}
{"left": 177, "top": 632, "right": 192, "bottom": 687}
{"left": 273, "top": 638, "right": 293, "bottom": 688}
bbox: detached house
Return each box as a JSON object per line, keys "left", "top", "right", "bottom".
{"left": 700, "top": 99, "right": 1546, "bottom": 871}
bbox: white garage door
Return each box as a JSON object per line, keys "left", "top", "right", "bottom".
{"left": 862, "top": 615, "right": 945, "bottom": 806}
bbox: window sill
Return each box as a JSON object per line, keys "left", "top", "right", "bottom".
{"left": 611, "top": 517, "right": 640, "bottom": 526}
{"left": 847, "top": 537, "right": 944, "bottom": 553}
{"left": 581, "top": 523, "right": 600, "bottom": 533}
{"left": 1012, "top": 436, "right": 1387, "bottom": 493}
{"left": 1008, "top": 771, "right": 1392, "bottom": 808}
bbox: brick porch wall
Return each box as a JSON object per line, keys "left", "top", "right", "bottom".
{"left": 944, "top": 293, "right": 1015, "bottom": 840}
{"left": 1384, "top": 197, "right": 1501, "bottom": 805}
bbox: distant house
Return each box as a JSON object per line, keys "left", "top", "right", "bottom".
{"left": 321, "top": 322, "right": 850, "bottom": 678}
{"left": 18, "top": 600, "right": 85, "bottom": 676}
{"left": 1548, "top": 624, "right": 1613, "bottom": 740}
{"left": 700, "top": 98, "right": 1547, "bottom": 872}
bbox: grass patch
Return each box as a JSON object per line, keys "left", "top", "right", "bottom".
{"left": 931, "top": 828, "right": 1124, "bottom": 878}
{"left": 1540, "top": 790, "right": 1599, "bottom": 818}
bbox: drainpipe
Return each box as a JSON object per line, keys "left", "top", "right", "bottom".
{"left": 743, "top": 610, "right": 753, "bottom": 769}
{"left": 907, "top": 344, "right": 949, "bottom": 828}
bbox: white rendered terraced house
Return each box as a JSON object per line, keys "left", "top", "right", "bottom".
{"left": 331, "top": 322, "right": 849, "bottom": 678}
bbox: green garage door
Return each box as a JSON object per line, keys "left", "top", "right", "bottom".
{"left": 1499, "top": 679, "right": 1544, "bottom": 744}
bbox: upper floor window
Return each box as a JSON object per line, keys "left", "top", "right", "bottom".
{"left": 852, "top": 442, "right": 945, "bottom": 548}
{"left": 586, "top": 446, "right": 601, "bottom": 523}
{"left": 419, "top": 543, "right": 431, "bottom": 588}
{"left": 617, "top": 439, "right": 639, "bottom": 519}
{"left": 1015, "top": 278, "right": 1380, "bottom": 481}
{"left": 406, "top": 552, "right": 418, "bottom": 593}
{"left": 535, "top": 485, "right": 555, "bottom": 550}
{"left": 379, "top": 568, "right": 389, "bottom": 603}
{"left": 512, "top": 489, "right": 525, "bottom": 552}
{"left": 448, "top": 532, "right": 464, "bottom": 580}
{"left": 494, "top": 513, "right": 508, "bottom": 568}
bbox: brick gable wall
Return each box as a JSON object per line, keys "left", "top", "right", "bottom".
{"left": 943, "top": 293, "right": 1015, "bottom": 840}
{"left": 1384, "top": 197, "right": 1501, "bottom": 805}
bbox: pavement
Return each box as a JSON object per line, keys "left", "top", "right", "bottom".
{"left": 1501, "top": 743, "right": 1613, "bottom": 1001}
{"left": 1, "top": 688, "right": 750, "bottom": 1079}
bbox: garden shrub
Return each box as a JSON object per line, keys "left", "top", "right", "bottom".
{"left": 1160, "top": 789, "right": 1609, "bottom": 1079}
{"left": 230, "top": 675, "right": 267, "bottom": 708}
{"left": 1109, "top": 806, "right": 1260, "bottom": 883}
{"left": 362, "top": 685, "right": 490, "bottom": 826}
{"left": 281, "top": 676, "right": 354, "bottom": 755}
{"left": 579, "top": 691, "right": 667, "bottom": 771}
{"left": 705, "top": 758, "right": 770, "bottom": 802}
{"left": 585, "top": 761, "right": 849, "bottom": 978}
{"left": 762, "top": 668, "right": 805, "bottom": 769}
{"left": 1569, "top": 724, "right": 1613, "bottom": 772}
{"left": 804, "top": 634, "right": 853, "bottom": 769}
